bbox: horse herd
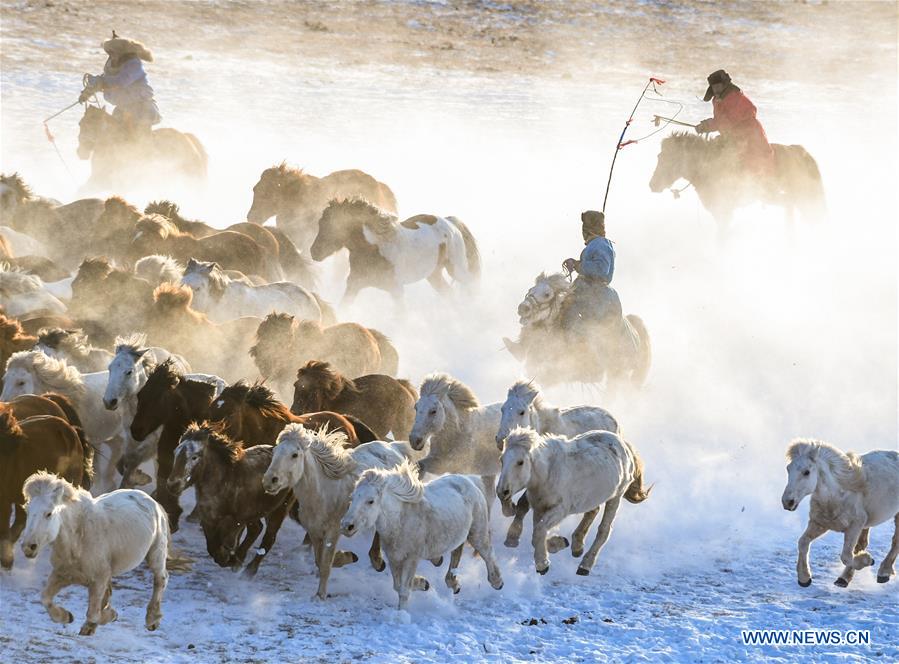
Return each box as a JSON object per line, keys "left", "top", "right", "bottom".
{"left": 0, "top": 162, "right": 896, "bottom": 638}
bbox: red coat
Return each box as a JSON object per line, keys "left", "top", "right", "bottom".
{"left": 706, "top": 89, "right": 774, "bottom": 175}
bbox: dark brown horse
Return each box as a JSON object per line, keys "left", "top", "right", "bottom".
{"left": 209, "top": 380, "right": 377, "bottom": 448}
{"left": 131, "top": 214, "right": 280, "bottom": 281}
{"left": 130, "top": 359, "right": 215, "bottom": 531}
{"left": 70, "top": 256, "right": 155, "bottom": 342}
{"left": 291, "top": 361, "right": 416, "bottom": 440}
{"left": 649, "top": 132, "right": 826, "bottom": 236}
{"left": 0, "top": 405, "right": 87, "bottom": 569}
{"left": 168, "top": 422, "right": 294, "bottom": 576}
{"left": 247, "top": 162, "right": 397, "bottom": 252}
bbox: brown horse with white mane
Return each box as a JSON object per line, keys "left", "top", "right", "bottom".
{"left": 649, "top": 132, "right": 826, "bottom": 236}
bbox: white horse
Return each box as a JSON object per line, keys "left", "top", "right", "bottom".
{"left": 34, "top": 327, "right": 113, "bottom": 373}
{"left": 20, "top": 472, "right": 170, "bottom": 635}
{"left": 496, "top": 380, "right": 621, "bottom": 548}
{"left": 497, "top": 427, "right": 650, "bottom": 576}
{"left": 1, "top": 350, "right": 124, "bottom": 493}
{"left": 0, "top": 225, "right": 50, "bottom": 257}
{"left": 360, "top": 205, "right": 481, "bottom": 295}
{"left": 180, "top": 258, "right": 322, "bottom": 324}
{"left": 134, "top": 254, "right": 183, "bottom": 287}
{"left": 782, "top": 439, "right": 899, "bottom": 587}
{"left": 262, "top": 424, "right": 407, "bottom": 600}
{"left": 0, "top": 264, "right": 67, "bottom": 316}
{"left": 409, "top": 373, "right": 502, "bottom": 504}
{"left": 341, "top": 461, "right": 504, "bottom": 610}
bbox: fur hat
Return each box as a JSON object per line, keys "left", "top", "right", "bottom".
{"left": 102, "top": 36, "right": 153, "bottom": 62}
{"left": 703, "top": 69, "right": 731, "bottom": 102}
{"left": 581, "top": 210, "right": 605, "bottom": 237}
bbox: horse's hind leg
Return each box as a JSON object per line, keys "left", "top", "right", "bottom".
{"left": 468, "top": 503, "right": 503, "bottom": 590}
{"left": 426, "top": 268, "right": 451, "bottom": 295}
{"left": 876, "top": 514, "right": 899, "bottom": 583}
{"left": 836, "top": 527, "right": 869, "bottom": 587}
{"left": 233, "top": 520, "right": 264, "bottom": 570}
{"left": 368, "top": 531, "right": 386, "bottom": 572}
{"left": 0, "top": 501, "right": 13, "bottom": 570}
{"left": 244, "top": 502, "right": 290, "bottom": 578}
{"left": 145, "top": 531, "right": 169, "bottom": 631}
{"left": 99, "top": 581, "right": 117, "bottom": 625}
{"left": 576, "top": 497, "right": 621, "bottom": 576}
{"left": 571, "top": 508, "right": 601, "bottom": 558}
{"left": 504, "top": 492, "right": 530, "bottom": 548}
{"left": 444, "top": 544, "right": 464, "bottom": 594}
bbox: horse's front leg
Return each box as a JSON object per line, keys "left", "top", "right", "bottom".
{"left": 877, "top": 514, "right": 899, "bottom": 583}
{"left": 368, "top": 531, "right": 386, "bottom": 572}
{"left": 233, "top": 520, "right": 263, "bottom": 570}
{"left": 839, "top": 521, "right": 874, "bottom": 573}
{"left": 243, "top": 501, "right": 290, "bottom": 578}
{"left": 396, "top": 558, "right": 419, "bottom": 610}
{"left": 154, "top": 443, "right": 183, "bottom": 532}
{"left": 835, "top": 528, "right": 869, "bottom": 587}
{"left": 796, "top": 520, "right": 828, "bottom": 586}
{"left": 577, "top": 497, "right": 621, "bottom": 575}
{"left": 42, "top": 569, "right": 74, "bottom": 624}
{"left": 532, "top": 505, "right": 566, "bottom": 575}
{"left": 312, "top": 527, "right": 341, "bottom": 600}
{"left": 505, "top": 492, "right": 530, "bottom": 548}
{"left": 0, "top": 501, "right": 13, "bottom": 570}
{"left": 80, "top": 578, "right": 110, "bottom": 635}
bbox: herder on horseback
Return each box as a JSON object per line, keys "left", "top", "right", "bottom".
{"left": 79, "top": 33, "right": 161, "bottom": 141}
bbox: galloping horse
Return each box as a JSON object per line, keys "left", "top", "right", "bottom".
{"left": 77, "top": 105, "right": 207, "bottom": 194}
{"left": 649, "top": 132, "right": 826, "bottom": 236}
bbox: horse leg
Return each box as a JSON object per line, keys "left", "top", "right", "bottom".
{"left": 0, "top": 501, "right": 13, "bottom": 570}
{"left": 396, "top": 558, "right": 418, "bottom": 610}
{"left": 504, "top": 492, "right": 529, "bottom": 548}
{"left": 481, "top": 474, "right": 496, "bottom": 519}
{"left": 576, "top": 497, "right": 621, "bottom": 575}
{"left": 99, "top": 581, "right": 117, "bottom": 625}
{"left": 7, "top": 503, "right": 28, "bottom": 565}
{"left": 876, "top": 514, "right": 899, "bottom": 583}
{"left": 836, "top": 527, "right": 869, "bottom": 587}
{"left": 468, "top": 502, "right": 504, "bottom": 591}
{"left": 411, "top": 574, "right": 430, "bottom": 592}
{"left": 444, "top": 544, "right": 464, "bottom": 594}
{"left": 42, "top": 569, "right": 74, "bottom": 624}
{"left": 145, "top": 531, "right": 168, "bottom": 632}
{"left": 80, "top": 577, "right": 109, "bottom": 635}
{"left": 313, "top": 527, "right": 341, "bottom": 600}
{"left": 243, "top": 501, "right": 290, "bottom": 578}
{"left": 571, "top": 508, "right": 601, "bottom": 558}
{"left": 233, "top": 520, "right": 264, "bottom": 570}
{"left": 426, "top": 269, "right": 451, "bottom": 295}
{"left": 532, "top": 505, "right": 566, "bottom": 575}
{"left": 368, "top": 531, "right": 386, "bottom": 572}
{"left": 154, "top": 446, "right": 183, "bottom": 533}
{"left": 839, "top": 521, "right": 874, "bottom": 573}
{"left": 796, "top": 519, "right": 828, "bottom": 586}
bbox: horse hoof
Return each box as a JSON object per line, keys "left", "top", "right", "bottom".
{"left": 79, "top": 622, "right": 97, "bottom": 636}
{"left": 431, "top": 556, "right": 443, "bottom": 567}
{"left": 146, "top": 621, "right": 159, "bottom": 632}
{"left": 876, "top": 575, "right": 890, "bottom": 583}
{"left": 422, "top": 580, "right": 430, "bottom": 591}
{"left": 453, "top": 587, "right": 460, "bottom": 595}
{"left": 495, "top": 582, "right": 503, "bottom": 591}
{"left": 374, "top": 560, "right": 386, "bottom": 572}
{"left": 349, "top": 552, "right": 359, "bottom": 563}
{"left": 834, "top": 577, "right": 849, "bottom": 588}
{"left": 571, "top": 548, "right": 583, "bottom": 558}
{"left": 504, "top": 537, "right": 520, "bottom": 549}
{"left": 798, "top": 578, "right": 812, "bottom": 587}
{"left": 576, "top": 567, "right": 590, "bottom": 576}
{"left": 536, "top": 565, "right": 549, "bottom": 576}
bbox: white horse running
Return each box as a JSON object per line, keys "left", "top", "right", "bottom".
{"left": 262, "top": 424, "right": 407, "bottom": 600}
{"left": 34, "top": 328, "right": 113, "bottom": 373}
{"left": 1, "top": 350, "right": 124, "bottom": 493}
{"left": 360, "top": 207, "right": 481, "bottom": 295}
{"left": 341, "top": 461, "right": 504, "bottom": 610}
{"left": 409, "top": 373, "right": 502, "bottom": 503}
{"left": 180, "top": 258, "right": 321, "bottom": 323}
{"left": 497, "top": 427, "right": 650, "bottom": 576}
{"left": 496, "top": 380, "right": 621, "bottom": 548}
{"left": 782, "top": 439, "right": 899, "bottom": 587}
{"left": 0, "top": 264, "right": 67, "bottom": 316}
{"left": 20, "top": 472, "right": 170, "bottom": 636}
{"left": 134, "top": 255, "right": 183, "bottom": 287}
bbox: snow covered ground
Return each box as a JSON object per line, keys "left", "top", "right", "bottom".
{"left": 1, "top": 1, "right": 897, "bottom": 661}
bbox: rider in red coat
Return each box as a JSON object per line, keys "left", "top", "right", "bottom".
{"left": 696, "top": 70, "right": 774, "bottom": 177}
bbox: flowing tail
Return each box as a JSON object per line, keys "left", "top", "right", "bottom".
{"left": 397, "top": 378, "right": 418, "bottom": 401}
{"left": 44, "top": 393, "right": 94, "bottom": 490}
{"left": 446, "top": 216, "right": 481, "bottom": 281}
{"left": 625, "top": 314, "right": 652, "bottom": 387}
{"left": 344, "top": 415, "right": 379, "bottom": 444}
{"left": 369, "top": 329, "right": 399, "bottom": 376}
{"left": 623, "top": 440, "right": 652, "bottom": 504}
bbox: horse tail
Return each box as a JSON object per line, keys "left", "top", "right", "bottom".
{"left": 446, "top": 216, "right": 481, "bottom": 281}
{"left": 268, "top": 227, "right": 316, "bottom": 290}
{"left": 184, "top": 133, "right": 208, "bottom": 180}
{"left": 379, "top": 183, "right": 399, "bottom": 214}
{"left": 369, "top": 329, "right": 399, "bottom": 376}
{"left": 623, "top": 440, "right": 652, "bottom": 504}
{"left": 625, "top": 314, "right": 652, "bottom": 387}
{"left": 778, "top": 144, "right": 827, "bottom": 221}
{"left": 345, "top": 415, "right": 379, "bottom": 444}
{"left": 397, "top": 378, "right": 418, "bottom": 401}
{"left": 312, "top": 294, "right": 338, "bottom": 327}
{"left": 44, "top": 393, "right": 95, "bottom": 490}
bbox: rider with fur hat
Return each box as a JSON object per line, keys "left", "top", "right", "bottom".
{"left": 695, "top": 69, "right": 773, "bottom": 176}
{"left": 79, "top": 32, "right": 161, "bottom": 137}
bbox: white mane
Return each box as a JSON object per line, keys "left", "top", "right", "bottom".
{"left": 357, "top": 460, "right": 424, "bottom": 503}
{"left": 419, "top": 372, "right": 479, "bottom": 410}
{"left": 279, "top": 423, "right": 356, "bottom": 479}
{"left": 507, "top": 380, "right": 543, "bottom": 410}
{"left": 5, "top": 350, "right": 86, "bottom": 399}
{"left": 787, "top": 438, "right": 865, "bottom": 492}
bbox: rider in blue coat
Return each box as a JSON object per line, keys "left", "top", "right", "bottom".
{"left": 560, "top": 210, "right": 622, "bottom": 333}
{"left": 79, "top": 34, "right": 161, "bottom": 138}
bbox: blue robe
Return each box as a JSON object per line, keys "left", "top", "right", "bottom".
{"left": 561, "top": 237, "right": 622, "bottom": 331}
{"left": 90, "top": 57, "right": 160, "bottom": 127}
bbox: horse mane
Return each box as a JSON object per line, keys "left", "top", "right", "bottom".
{"left": 0, "top": 403, "right": 25, "bottom": 453}
{"left": 144, "top": 200, "right": 184, "bottom": 222}
{"left": 145, "top": 357, "right": 182, "bottom": 390}
{"left": 113, "top": 332, "right": 151, "bottom": 367}
{"left": 305, "top": 426, "right": 355, "bottom": 479}
{"left": 152, "top": 283, "right": 205, "bottom": 322}
{"left": 134, "top": 255, "right": 184, "bottom": 286}
{"left": 222, "top": 380, "right": 292, "bottom": 421}
{"left": 184, "top": 421, "right": 245, "bottom": 464}
{"left": 184, "top": 259, "right": 229, "bottom": 297}
{"left": 0, "top": 263, "right": 43, "bottom": 293}
{"left": 5, "top": 350, "right": 85, "bottom": 399}
{"left": 1, "top": 172, "right": 34, "bottom": 202}
{"left": 358, "top": 460, "right": 424, "bottom": 503}
{"left": 419, "top": 372, "right": 479, "bottom": 410}
{"left": 75, "top": 257, "right": 115, "bottom": 285}
{"left": 136, "top": 213, "right": 183, "bottom": 240}
{"left": 0, "top": 313, "right": 34, "bottom": 344}
{"left": 254, "top": 312, "right": 296, "bottom": 341}
{"left": 503, "top": 427, "right": 546, "bottom": 454}
{"left": 297, "top": 360, "right": 359, "bottom": 398}
{"left": 22, "top": 470, "right": 78, "bottom": 503}
{"left": 535, "top": 271, "right": 571, "bottom": 293}
{"left": 358, "top": 200, "right": 400, "bottom": 238}
{"left": 37, "top": 328, "right": 91, "bottom": 357}
{"left": 104, "top": 195, "right": 139, "bottom": 216}
{"left": 787, "top": 438, "right": 865, "bottom": 492}
{"left": 507, "top": 380, "right": 543, "bottom": 410}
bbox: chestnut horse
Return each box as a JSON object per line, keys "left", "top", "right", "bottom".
{"left": 209, "top": 380, "right": 377, "bottom": 448}
{"left": 130, "top": 359, "right": 215, "bottom": 531}
{"left": 0, "top": 313, "right": 37, "bottom": 381}
{"left": 0, "top": 405, "right": 88, "bottom": 569}
{"left": 291, "top": 361, "right": 417, "bottom": 440}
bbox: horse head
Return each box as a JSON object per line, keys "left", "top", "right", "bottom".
{"left": 310, "top": 199, "right": 355, "bottom": 261}
{"left": 518, "top": 272, "right": 569, "bottom": 327}
{"left": 247, "top": 163, "right": 305, "bottom": 224}
{"left": 77, "top": 104, "right": 112, "bottom": 160}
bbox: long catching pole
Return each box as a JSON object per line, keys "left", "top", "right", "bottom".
{"left": 43, "top": 100, "right": 80, "bottom": 124}
{"left": 601, "top": 77, "right": 665, "bottom": 214}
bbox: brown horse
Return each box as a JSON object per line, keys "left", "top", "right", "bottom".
{"left": 209, "top": 380, "right": 377, "bottom": 448}
{"left": 247, "top": 162, "right": 397, "bottom": 252}
{"left": 0, "top": 313, "right": 37, "bottom": 381}
{"left": 0, "top": 405, "right": 88, "bottom": 569}
{"left": 649, "top": 132, "right": 826, "bottom": 236}
{"left": 131, "top": 214, "right": 280, "bottom": 281}
{"left": 168, "top": 422, "right": 294, "bottom": 576}
{"left": 291, "top": 361, "right": 417, "bottom": 440}
{"left": 129, "top": 359, "right": 215, "bottom": 531}
{"left": 77, "top": 104, "right": 207, "bottom": 194}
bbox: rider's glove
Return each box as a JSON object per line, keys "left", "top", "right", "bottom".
{"left": 85, "top": 74, "right": 101, "bottom": 88}
{"left": 695, "top": 119, "right": 712, "bottom": 134}
{"left": 78, "top": 89, "right": 93, "bottom": 103}
{"left": 562, "top": 258, "right": 578, "bottom": 274}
